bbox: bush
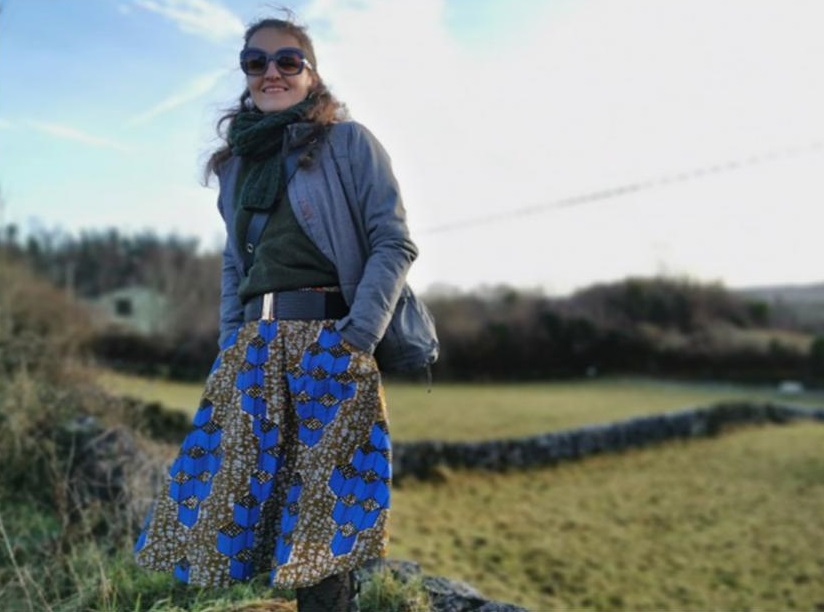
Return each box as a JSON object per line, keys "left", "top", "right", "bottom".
{"left": 0, "top": 257, "right": 93, "bottom": 381}
{"left": 808, "top": 335, "right": 824, "bottom": 382}
{"left": 88, "top": 331, "right": 217, "bottom": 381}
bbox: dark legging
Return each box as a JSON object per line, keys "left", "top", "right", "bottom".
{"left": 296, "top": 571, "right": 359, "bottom": 612}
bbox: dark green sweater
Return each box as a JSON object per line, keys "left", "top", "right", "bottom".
{"left": 234, "top": 166, "right": 337, "bottom": 303}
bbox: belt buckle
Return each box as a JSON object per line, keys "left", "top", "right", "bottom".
{"left": 261, "top": 292, "right": 276, "bottom": 321}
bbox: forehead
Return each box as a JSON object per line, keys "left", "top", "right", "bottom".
{"left": 246, "top": 28, "right": 302, "bottom": 52}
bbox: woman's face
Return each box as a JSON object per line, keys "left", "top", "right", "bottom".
{"left": 245, "top": 28, "right": 314, "bottom": 113}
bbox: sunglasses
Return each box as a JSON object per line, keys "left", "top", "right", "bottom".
{"left": 239, "top": 46, "right": 313, "bottom": 77}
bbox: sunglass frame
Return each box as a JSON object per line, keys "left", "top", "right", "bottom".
{"left": 239, "top": 46, "right": 313, "bottom": 77}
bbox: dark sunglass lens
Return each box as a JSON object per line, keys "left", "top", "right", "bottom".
{"left": 242, "top": 51, "right": 267, "bottom": 74}
{"left": 275, "top": 52, "right": 303, "bottom": 75}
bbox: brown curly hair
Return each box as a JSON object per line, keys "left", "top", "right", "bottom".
{"left": 203, "top": 15, "right": 348, "bottom": 182}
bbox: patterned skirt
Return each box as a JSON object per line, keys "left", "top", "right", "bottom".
{"left": 133, "top": 318, "right": 390, "bottom": 589}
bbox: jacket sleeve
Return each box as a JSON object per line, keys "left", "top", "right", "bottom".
{"left": 335, "top": 123, "right": 419, "bottom": 353}
{"left": 218, "top": 233, "right": 244, "bottom": 347}
{"left": 215, "top": 173, "right": 244, "bottom": 348}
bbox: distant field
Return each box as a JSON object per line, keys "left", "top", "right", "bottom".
{"left": 390, "top": 423, "right": 824, "bottom": 610}
{"left": 99, "top": 370, "right": 208, "bottom": 413}
{"left": 99, "top": 369, "right": 824, "bottom": 441}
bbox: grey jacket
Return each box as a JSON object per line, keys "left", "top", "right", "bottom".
{"left": 216, "top": 121, "right": 419, "bottom": 353}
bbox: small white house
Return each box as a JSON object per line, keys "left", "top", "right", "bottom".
{"left": 777, "top": 380, "right": 805, "bottom": 395}
{"left": 89, "top": 286, "right": 171, "bottom": 336}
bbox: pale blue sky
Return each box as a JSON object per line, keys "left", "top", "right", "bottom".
{"left": 1, "top": 0, "right": 822, "bottom": 294}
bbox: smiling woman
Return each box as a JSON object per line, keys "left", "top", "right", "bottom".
{"left": 130, "top": 12, "right": 433, "bottom": 612}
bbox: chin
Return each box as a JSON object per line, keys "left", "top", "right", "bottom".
{"left": 254, "top": 96, "right": 301, "bottom": 114}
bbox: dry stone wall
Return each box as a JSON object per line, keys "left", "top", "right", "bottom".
{"left": 392, "top": 402, "right": 824, "bottom": 481}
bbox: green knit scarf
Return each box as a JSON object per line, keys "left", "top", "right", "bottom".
{"left": 228, "top": 98, "right": 314, "bottom": 211}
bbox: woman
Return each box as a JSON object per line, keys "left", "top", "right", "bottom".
{"left": 134, "top": 16, "right": 419, "bottom": 611}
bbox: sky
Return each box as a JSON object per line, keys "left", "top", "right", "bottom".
{"left": 0, "top": 0, "right": 822, "bottom": 295}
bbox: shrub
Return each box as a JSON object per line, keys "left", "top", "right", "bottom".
{"left": 808, "top": 335, "right": 824, "bottom": 382}
{"left": 0, "top": 257, "right": 93, "bottom": 381}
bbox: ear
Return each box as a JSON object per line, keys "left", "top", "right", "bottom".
{"left": 307, "top": 68, "right": 321, "bottom": 87}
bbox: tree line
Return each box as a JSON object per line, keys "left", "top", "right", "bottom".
{"left": 1, "top": 225, "right": 820, "bottom": 384}
{"left": 427, "top": 280, "right": 816, "bottom": 382}
{"left": 0, "top": 224, "right": 222, "bottom": 342}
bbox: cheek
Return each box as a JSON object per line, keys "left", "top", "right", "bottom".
{"left": 294, "top": 73, "right": 315, "bottom": 93}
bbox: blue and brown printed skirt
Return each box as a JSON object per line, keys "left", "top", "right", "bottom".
{"left": 133, "top": 318, "right": 390, "bottom": 589}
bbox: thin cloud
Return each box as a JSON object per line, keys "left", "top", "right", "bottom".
{"left": 133, "top": 0, "right": 244, "bottom": 42}
{"left": 0, "top": 118, "right": 11, "bottom": 129}
{"left": 29, "top": 121, "right": 130, "bottom": 153}
{"left": 127, "top": 69, "right": 227, "bottom": 126}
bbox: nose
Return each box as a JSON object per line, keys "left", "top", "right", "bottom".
{"left": 263, "top": 59, "right": 282, "bottom": 78}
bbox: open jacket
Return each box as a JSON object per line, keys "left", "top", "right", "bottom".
{"left": 216, "top": 121, "right": 419, "bottom": 353}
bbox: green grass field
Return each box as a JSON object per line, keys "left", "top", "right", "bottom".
{"left": 100, "top": 369, "right": 824, "bottom": 441}
{"left": 92, "top": 371, "right": 824, "bottom": 609}
{"left": 390, "top": 422, "right": 824, "bottom": 610}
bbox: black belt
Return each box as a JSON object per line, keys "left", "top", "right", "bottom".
{"left": 243, "top": 290, "right": 349, "bottom": 322}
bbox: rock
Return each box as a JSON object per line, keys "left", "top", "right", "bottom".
{"left": 476, "top": 603, "right": 529, "bottom": 612}
{"left": 359, "top": 557, "right": 422, "bottom": 583}
{"left": 360, "top": 558, "right": 527, "bottom": 612}
{"left": 424, "top": 575, "right": 487, "bottom": 611}
{"left": 55, "top": 415, "right": 142, "bottom": 507}
{"left": 53, "top": 413, "right": 170, "bottom": 536}
{"left": 121, "top": 396, "right": 192, "bottom": 442}
{"left": 422, "top": 574, "right": 528, "bottom": 611}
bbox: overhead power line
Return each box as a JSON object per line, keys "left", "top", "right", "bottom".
{"left": 420, "top": 139, "right": 824, "bottom": 235}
